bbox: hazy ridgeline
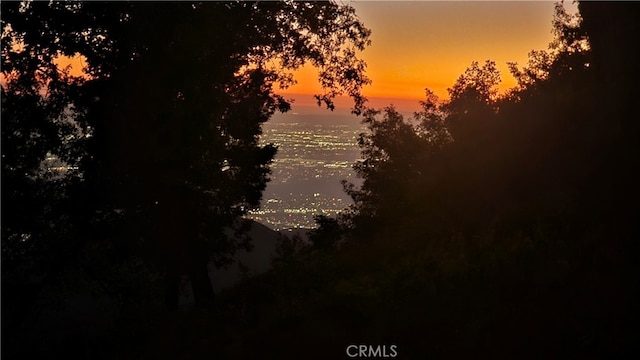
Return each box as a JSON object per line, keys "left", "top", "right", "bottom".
{"left": 2, "top": 2, "right": 639, "bottom": 359}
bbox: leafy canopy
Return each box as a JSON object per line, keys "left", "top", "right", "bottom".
{"left": 1, "top": 0, "right": 371, "bottom": 303}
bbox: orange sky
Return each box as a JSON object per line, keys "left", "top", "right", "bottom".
{"left": 281, "top": 1, "right": 572, "bottom": 112}
{"left": 38, "top": 1, "right": 572, "bottom": 115}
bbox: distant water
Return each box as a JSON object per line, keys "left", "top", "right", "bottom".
{"left": 248, "top": 110, "right": 364, "bottom": 230}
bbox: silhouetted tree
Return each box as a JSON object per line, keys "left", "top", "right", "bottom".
{"left": 309, "top": 214, "right": 345, "bottom": 250}
{"left": 339, "top": 94, "right": 453, "bottom": 251}
{"left": 297, "top": 3, "right": 639, "bottom": 356}
{"left": 2, "top": 0, "right": 371, "bottom": 314}
{"left": 337, "top": 1, "right": 600, "bottom": 250}
{"left": 213, "top": 2, "right": 640, "bottom": 358}
{"left": 578, "top": 0, "right": 640, "bottom": 217}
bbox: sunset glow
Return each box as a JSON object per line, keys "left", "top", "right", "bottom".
{"left": 281, "top": 1, "right": 567, "bottom": 107}
{"left": 42, "top": 2, "right": 569, "bottom": 113}
{"left": 53, "top": 53, "right": 90, "bottom": 78}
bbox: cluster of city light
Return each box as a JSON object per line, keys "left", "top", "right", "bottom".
{"left": 246, "top": 117, "right": 364, "bottom": 229}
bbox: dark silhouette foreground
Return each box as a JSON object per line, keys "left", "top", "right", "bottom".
{"left": 2, "top": 1, "right": 639, "bottom": 359}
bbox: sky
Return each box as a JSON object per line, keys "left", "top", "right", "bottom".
{"left": 45, "top": 1, "right": 572, "bottom": 114}
{"left": 280, "top": 1, "right": 571, "bottom": 113}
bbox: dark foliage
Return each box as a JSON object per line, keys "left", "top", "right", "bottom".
{"left": 2, "top": 1, "right": 370, "bottom": 358}
{"left": 291, "top": 1, "right": 640, "bottom": 358}
{"left": 3, "top": 1, "right": 639, "bottom": 359}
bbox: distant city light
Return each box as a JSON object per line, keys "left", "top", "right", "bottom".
{"left": 247, "top": 115, "right": 363, "bottom": 229}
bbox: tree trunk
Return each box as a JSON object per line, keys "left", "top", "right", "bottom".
{"left": 188, "top": 259, "right": 214, "bottom": 308}
{"left": 164, "top": 269, "right": 180, "bottom": 311}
